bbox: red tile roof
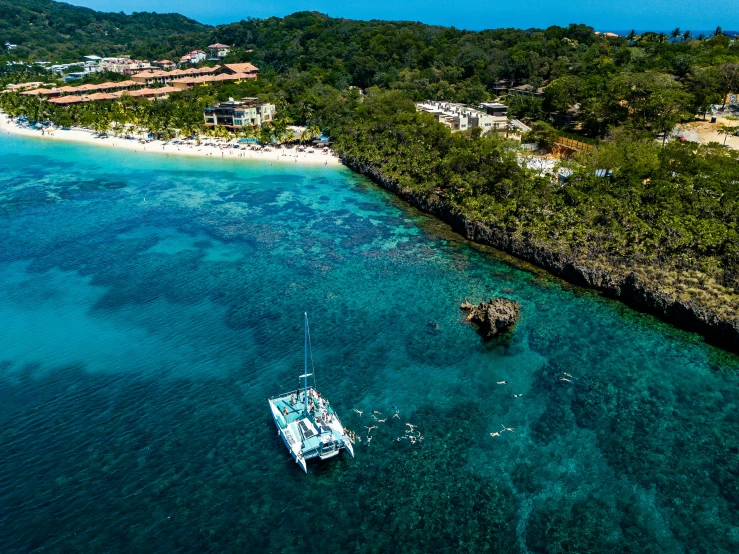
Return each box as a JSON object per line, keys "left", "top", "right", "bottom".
{"left": 223, "top": 63, "right": 259, "bottom": 74}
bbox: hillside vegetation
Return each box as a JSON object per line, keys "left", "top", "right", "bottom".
{"left": 2, "top": 6, "right": 738, "bottom": 347}
{"left": 0, "top": 0, "right": 209, "bottom": 61}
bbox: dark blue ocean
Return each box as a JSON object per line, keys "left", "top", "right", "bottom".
{"left": 1, "top": 133, "right": 738, "bottom": 553}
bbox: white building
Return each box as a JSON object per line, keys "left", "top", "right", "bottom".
{"left": 81, "top": 55, "right": 102, "bottom": 73}
{"left": 180, "top": 50, "right": 207, "bottom": 65}
{"left": 416, "top": 101, "right": 508, "bottom": 132}
{"left": 5, "top": 42, "right": 17, "bottom": 50}
{"left": 208, "top": 43, "right": 231, "bottom": 59}
{"left": 99, "top": 58, "right": 152, "bottom": 74}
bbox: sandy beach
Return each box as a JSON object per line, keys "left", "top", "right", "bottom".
{"left": 0, "top": 115, "right": 343, "bottom": 166}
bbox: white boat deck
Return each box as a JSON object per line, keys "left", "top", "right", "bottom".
{"left": 268, "top": 387, "right": 353, "bottom": 472}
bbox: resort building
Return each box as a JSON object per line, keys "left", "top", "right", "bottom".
{"left": 79, "top": 56, "right": 103, "bottom": 73}
{"left": 19, "top": 80, "right": 146, "bottom": 101}
{"left": 170, "top": 72, "right": 256, "bottom": 89}
{"left": 208, "top": 43, "right": 231, "bottom": 59}
{"left": 179, "top": 50, "right": 207, "bottom": 65}
{"left": 479, "top": 102, "right": 508, "bottom": 117}
{"left": 99, "top": 58, "right": 153, "bottom": 74}
{"left": 153, "top": 60, "right": 176, "bottom": 70}
{"left": 222, "top": 62, "right": 259, "bottom": 75}
{"left": 416, "top": 101, "right": 508, "bottom": 132}
{"left": 10, "top": 61, "right": 261, "bottom": 105}
{"left": 131, "top": 63, "right": 259, "bottom": 87}
{"left": 46, "top": 86, "right": 180, "bottom": 105}
{"left": 203, "top": 98, "right": 276, "bottom": 128}
{"left": 6, "top": 82, "right": 46, "bottom": 92}
{"left": 131, "top": 66, "right": 222, "bottom": 86}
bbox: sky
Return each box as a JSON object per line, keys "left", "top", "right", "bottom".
{"left": 64, "top": 0, "right": 738, "bottom": 32}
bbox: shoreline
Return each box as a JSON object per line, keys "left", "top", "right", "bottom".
{"left": 341, "top": 157, "right": 739, "bottom": 355}
{"left": 3, "top": 113, "right": 735, "bottom": 353}
{"left": 0, "top": 117, "right": 343, "bottom": 167}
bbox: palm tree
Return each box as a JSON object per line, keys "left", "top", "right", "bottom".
{"left": 627, "top": 29, "right": 636, "bottom": 44}
{"left": 295, "top": 101, "right": 314, "bottom": 124}
{"left": 682, "top": 30, "right": 691, "bottom": 42}
{"left": 715, "top": 26, "right": 723, "bottom": 37}
{"left": 670, "top": 28, "right": 681, "bottom": 42}
{"left": 307, "top": 124, "right": 321, "bottom": 142}
{"left": 717, "top": 124, "right": 739, "bottom": 146}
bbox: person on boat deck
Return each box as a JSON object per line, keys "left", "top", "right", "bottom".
{"left": 283, "top": 407, "right": 288, "bottom": 416}
{"left": 290, "top": 394, "right": 295, "bottom": 405}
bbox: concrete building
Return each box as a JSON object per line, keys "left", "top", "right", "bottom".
{"left": 479, "top": 102, "right": 508, "bottom": 117}
{"left": 99, "top": 58, "right": 152, "bottom": 74}
{"left": 203, "top": 98, "right": 276, "bottom": 129}
{"left": 82, "top": 55, "right": 102, "bottom": 73}
{"left": 416, "top": 101, "right": 508, "bottom": 132}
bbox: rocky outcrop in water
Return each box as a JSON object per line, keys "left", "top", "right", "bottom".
{"left": 340, "top": 157, "right": 739, "bottom": 353}
{"left": 461, "top": 298, "right": 520, "bottom": 339}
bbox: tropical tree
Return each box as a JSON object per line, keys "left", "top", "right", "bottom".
{"left": 717, "top": 124, "right": 739, "bottom": 146}
{"left": 718, "top": 63, "right": 739, "bottom": 108}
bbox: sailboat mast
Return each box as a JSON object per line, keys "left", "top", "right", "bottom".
{"left": 303, "top": 312, "right": 309, "bottom": 414}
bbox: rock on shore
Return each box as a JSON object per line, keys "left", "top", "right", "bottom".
{"left": 460, "top": 298, "right": 520, "bottom": 339}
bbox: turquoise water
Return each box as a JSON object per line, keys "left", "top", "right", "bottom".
{"left": 0, "top": 133, "right": 738, "bottom": 553}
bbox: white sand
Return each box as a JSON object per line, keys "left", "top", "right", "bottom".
{"left": 0, "top": 116, "right": 343, "bottom": 166}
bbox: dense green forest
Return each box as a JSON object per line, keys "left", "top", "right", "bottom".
{"left": 0, "top": 0, "right": 209, "bottom": 61}
{"left": 2, "top": 5, "right": 739, "bottom": 345}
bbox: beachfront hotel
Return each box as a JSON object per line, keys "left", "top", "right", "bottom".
{"left": 204, "top": 98, "right": 276, "bottom": 128}
{"left": 11, "top": 62, "right": 260, "bottom": 105}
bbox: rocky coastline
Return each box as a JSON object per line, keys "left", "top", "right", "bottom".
{"left": 341, "top": 157, "right": 739, "bottom": 354}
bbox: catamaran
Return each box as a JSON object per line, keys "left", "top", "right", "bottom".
{"left": 268, "top": 313, "right": 354, "bottom": 472}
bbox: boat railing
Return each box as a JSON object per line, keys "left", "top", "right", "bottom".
{"left": 269, "top": 387, "right": 317, "bottom": 401}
